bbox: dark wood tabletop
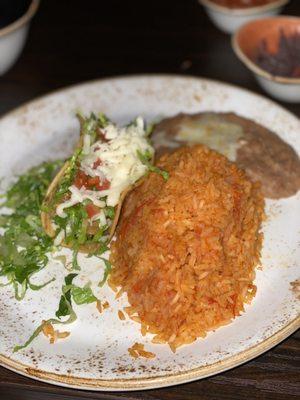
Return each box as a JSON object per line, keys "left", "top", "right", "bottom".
{"left": 0, "top": 0, "right": 299, "bottom": 399}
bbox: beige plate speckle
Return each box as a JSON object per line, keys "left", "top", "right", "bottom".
{"left": 0, "top": 75, "right": 299, "bottom": 391}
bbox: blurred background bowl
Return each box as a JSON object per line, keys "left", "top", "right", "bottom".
{"left": 0, "top": 0, "right": 39, "bottom": 76}
{"left": 199, "top": 0, "right": 289, "bottom": 34}
{"left": 232, "top": 16, "right": 300, "bottom": 103}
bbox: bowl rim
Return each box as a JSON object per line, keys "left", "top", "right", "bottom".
{"left": 232, "top": 15, "right": 300, "bottom": 84}
{"left": 0, "top": 0, "right": 40, "bottom": 39}
{"left": 199, "top": 0, "right": 289, "bottom": 15}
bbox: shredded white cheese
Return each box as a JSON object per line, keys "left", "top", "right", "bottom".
{"left": 82, "top": 134, "right": 91, "bottom": 155}
{"left": 54, "top": 229, "right": 65, "bottom": 246}
{"left": 56, "top": 117, "right": 153, "bottom": 221}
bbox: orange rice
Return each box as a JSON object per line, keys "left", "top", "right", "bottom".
{"left": 128, "top": 343, "right": 156, "bottom": 359}
{"left": 109, "top": 145, "right": 264, "bottom": 351}
{"left": 42, "top": 321, "right": 70, "bottom": 344}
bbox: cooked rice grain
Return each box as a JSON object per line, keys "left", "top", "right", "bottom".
{"left": 110, "top": 145, "right": 264, "bottom": 350}
{"left": 128, "top": 343, "right": 156, "bottom": 359}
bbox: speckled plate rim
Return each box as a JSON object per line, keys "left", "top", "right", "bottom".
{"left": 0, "top": 74, "right": 299, "bottom": 391}
{"left": 0, "top": 317, "right": 299, "bottom": 391}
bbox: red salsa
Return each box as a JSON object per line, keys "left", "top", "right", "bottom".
{"left": 211, "top": 0, "right": 277, "bottom": 8}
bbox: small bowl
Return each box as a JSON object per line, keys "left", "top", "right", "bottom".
{"left": 199, "top": 0, "right": 289, "bottom": 34}
{"left": 0, "top": 0, "right": 39, "bottom": 76}
{"left": 232, "top": 16, "right": 300, "bottom": 103}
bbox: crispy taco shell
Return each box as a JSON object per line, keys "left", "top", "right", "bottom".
{"left": 41, "top": 166, "right": 134, "bottom": 253}
{"left": 41, "top": 118, "right": 152, "bottom": 253}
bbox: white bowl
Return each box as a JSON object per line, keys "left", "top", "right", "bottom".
{"left": 232, "top": 16, "right": 300, "bottom": 103}
{"left": 0, "top": 0, "right": 39, "bottom": 76}
{"left": 199, "top": 0, "right": 289, "bottom": 34}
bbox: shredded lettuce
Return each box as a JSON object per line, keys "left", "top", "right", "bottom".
{"left": 53, "top": 202, "right": 110, "bottom": 267}
{"left": 14, "top": 273, "right": 98, "bottom": 352}
{"left": 76, "top": 112, "right": 110, "bottom": 144}
{"left": 1, "top": 112, "right": 155, "bottom": 352}
{"left": 56, "top": 273, "right": 78, "bottom": 318}
{"left": 0, "top": 161, "right": 62, "bottom": 299}
{"left": 50, "top": 113, "right": 114, "bottom": 269}
{"left": 69, "top": 285, "right": 97, "bottom": 305}
{"left": 98, "top": 258, "right": 112, "bottom": 287}
{"left": 13, "top": 300, "right": 77, "bottom": 353}
{"left": 137, "top": 149, "right": 169, "bottom": 181}
{"left": 52, "top": 148, "right": 82, "bottom": 205}
{"left": 104, "top": 206, "right": 115, "bottom": 220}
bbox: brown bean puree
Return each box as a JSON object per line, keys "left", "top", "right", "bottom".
{"left": 152, "top": 112, "right": 300, "bottom": 199}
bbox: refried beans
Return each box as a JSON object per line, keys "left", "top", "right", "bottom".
{"left": 151, "top": 112, "right": 300, "bottom": 199}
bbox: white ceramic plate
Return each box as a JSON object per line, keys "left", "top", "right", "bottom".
{"left": 0, "top": 75, "right": 299, "bottom": 391}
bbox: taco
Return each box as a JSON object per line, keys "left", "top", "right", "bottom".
{"left": 41, "top": 113, "right": 156, "bottom": 255}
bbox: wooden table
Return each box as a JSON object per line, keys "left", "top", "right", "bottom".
{"left": 0, "top": 1, "right": 299, "bottom": 399}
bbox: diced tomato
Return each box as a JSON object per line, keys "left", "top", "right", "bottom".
{"left": 86, "top": 176, "right": 110, "bottom": 190}
{"left": 87, "top": 176, "right": 100, "bottom": 188}
{"left": 85, "top": 203, "right": 100, "bottom": 219}
{"left": 94, "top": 177, "right": 110, "bottom": 190}
{"left": 92, "top": 158, "right": 102, "bottom": 169}
{"left": 73, "top": 170, "right": 110, "bottom": 191}
{"left": 99, "top": 178, "right": 110, "bottom": 190}
{"left": 74, "top": 170, "right": 88, "bottom": 189}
